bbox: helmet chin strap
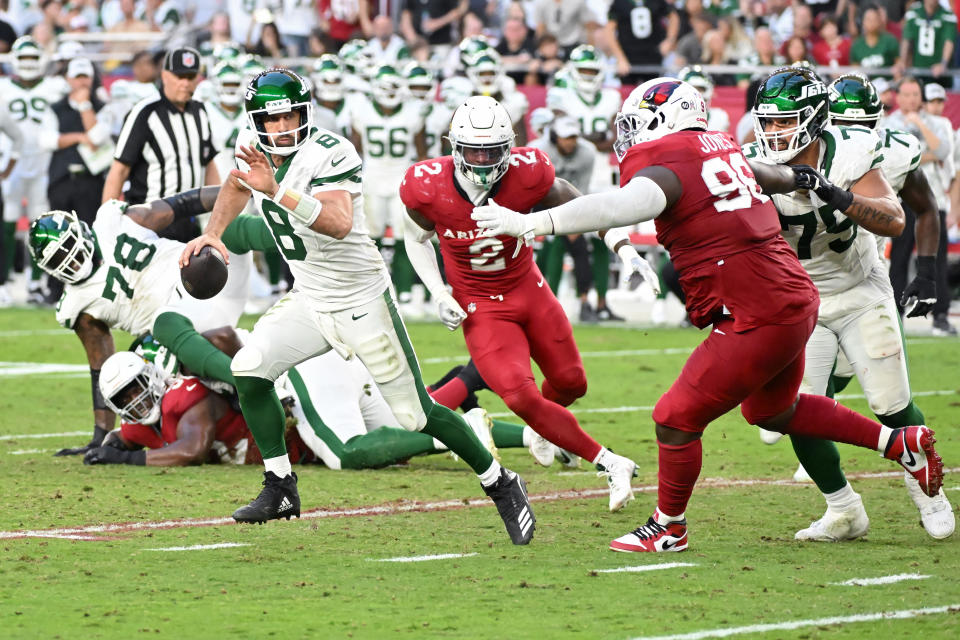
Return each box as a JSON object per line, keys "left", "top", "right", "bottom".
{"left": 454, "top": 169, "right": 492, "bottom": 205}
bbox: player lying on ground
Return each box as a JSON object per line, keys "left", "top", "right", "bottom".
{"left": 180, "top": 69, "right": 535, "bottom": 544}
{"left": 745, "top": 70, "right": 953, "bottom": 541}
{"left": 400, "top": 95, "right": 658, "bottom": 512}
{"left": 85, "top": 328, "right": 541, "bottom": 469}
{"left": 472, "top": 77, "right": 945, "bottom": 552}
{"left": 28, "top": 187, "right": 277, "bottom": 456}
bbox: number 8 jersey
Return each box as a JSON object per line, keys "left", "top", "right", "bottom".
{"left": 399, "top": 148, "right": 554, "bottom": 298}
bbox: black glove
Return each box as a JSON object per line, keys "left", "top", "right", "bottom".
{"left": 791, "top": 165, "right": 854, "bottom": 212}
{"left": 901, "top": 256, "right": 937, "bottom": 318}
{"left": 83, "top": 446, "right": 146, "bottom": 465}
{"left": 54, "top": 425, "right": 110, "bottom": 457}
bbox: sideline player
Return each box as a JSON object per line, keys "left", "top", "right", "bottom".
{"left": 400, "top": 96, "right": 650, "bottom": 511}
{"left": 472, "top": 77, "right": 945, "bottom": 552}
{"left": 180, "top": 69, "right": 535, "bottom": 545}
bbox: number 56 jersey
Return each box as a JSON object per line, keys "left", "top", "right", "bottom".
{"left": 399, "top": 148, "right": 554, "bottom": 298}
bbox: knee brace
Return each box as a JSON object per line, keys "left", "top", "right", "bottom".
{"left": 356, "top": 332, "right": 404, "bottom": 384}
{"left": 385, "top": 391, "right": 428, "bottom": 431}
{"left": 232, "top": 344, "right": 269, "bottom": 379}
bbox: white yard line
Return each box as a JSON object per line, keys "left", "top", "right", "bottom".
{"left": 0, "top": 430, "right": 89, "bottom": 441}
{"left": 0, "top": 361, "right": 88, "bottom": 376}
{"left": 628, "top": 604, "right": 960, "bottom": 640}
{"left": 0, "top": 329, "right": 72, "bottom": 338}
{"left": 8, "top": 448, "right": 54, "bottom": 455}
{"left": 831, "top": 573, "right": 931, "bottom": 587}
{"left": 593, "top": 562, "right": 697, "bottom": 574}
{"left": 144, "top": 543, "right": 250, "bottom": 552}
{"left": 369, "top": 553, "right": 479, "bottom": 563}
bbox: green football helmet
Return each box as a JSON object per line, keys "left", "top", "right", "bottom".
{"left": 458, "top": 35, "right": 494, "bottom": 68}
{"left": 131, "top": 333, "right": 181, "bottom": 379}
{"left": 311, "top": 54, "right": 344, "bottom": 102}
{"left": 370, "top": 63, "right": 404, "bottom": 108}
{"left": 212, "top": 60, "right": 244, "bottom": 107}
{"left": 752, "top": 67, "right": 828, "bottom": 163}
{"left": 566, "top": 45, "right": 605, "bottom": 100}
{"left": 213, "top": 41, "right": 243, "bottom": 63}
{"left": 28, "top": 210, "right": 98, "bottom": 284}
{"left": 12, "top": 35, "right": 45, "bottom": 80}
{"left": 827, "top": 73, "right": 882, "bottom": 128}
{"left": 466, "top": 50, "right": 504, "bottom": 96}
{"left": 244, "top": 69, "right": 314, "bottom": 156}
{"left": 238, "top": 54, "right": 266, "bottom": 85}
{"left": 678, "top": 65, "right": 714, "bottom": 104}
{"left": 403, "top": 61, "right": 435, "bottom": 101}
{"left": 339, "top": 39, "right": 375, "bottom": 78}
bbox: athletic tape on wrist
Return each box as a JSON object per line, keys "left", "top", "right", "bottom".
{"left": 603, "top": 228, "right": 631, "bottom": 254}
{"left": 275, "top": 188, "right": 323, "bottom": 226}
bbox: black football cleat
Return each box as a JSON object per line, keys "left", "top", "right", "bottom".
{"left": 483, "top": 468, "right": 535, "bottom": 545}
{"left": 232, "top": 471, "right": 301, "bottom": 524}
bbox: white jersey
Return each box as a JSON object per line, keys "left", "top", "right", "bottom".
{"left": 0, "top": 76, "right": 68, "bottom": 176}
{"left": 556, "top": 87, "right": 621, "bottom": 139}
{"left": 707, "top": 107, "right": 730, "bottom": 133}
{"left": 56, "top": 200, "right": 183, "bottom": 335}
{"left": 351, "top": 99, "right": 425, "bottom": 195}
{"left": 424, "top": 102, "right": 453, "bottom": 159}
{"left": 194, "top": 78, "right": 217, "bottom": 105}
{"left": 313, "top": 95, "right": 355, "bottom": 140}
{"left": 498, "top": 88, "right": 529, "bottom": 130}
{"left": 207, "top": 103, "right": 245, "bottom": 155}
{"left": 876, "top": 127, "right": 922, "bottom": 194}
{"left": 235, "top": 127, "right": 388, "bottom": 311}
{"left": 744, "top": 125, "right": 884, "bottom": 297}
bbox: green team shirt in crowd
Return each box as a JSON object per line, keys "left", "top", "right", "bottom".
{"left": 849, "top": 32, "right": 901, "bottom": 69}
{"left": 902, "top": 1, "right": 957, "bottom": 68}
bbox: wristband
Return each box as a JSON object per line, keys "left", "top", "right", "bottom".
{"left": 603, "top": 227, "right": 631, "bottom": 254}
{"left": 274, "top": 188, "right": 323, "bottom": 226}
{"left": 916, "top": 255, "right": 936, "bottom": 280}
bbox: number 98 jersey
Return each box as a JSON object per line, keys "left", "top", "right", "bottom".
{"left": 399, "top": 148, "right": 554, "bottom": 298}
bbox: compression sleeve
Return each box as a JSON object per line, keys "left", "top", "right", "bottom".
{"left": 529, "top": 176, "right": 667, "bottom": 236}
{"left": 402, "top": 215, "right": 447, "bottom": 299}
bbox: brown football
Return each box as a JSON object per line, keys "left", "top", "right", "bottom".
{"left": 180, "top": 245, "right": 228, "bottom": 300}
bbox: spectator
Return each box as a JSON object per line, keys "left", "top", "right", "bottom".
{"left": 497, "top": 17, "right": 537, "bottom": 85}
{"left": 533, "top": 0, "right": 597, "bottom": 54}
{"left": 736, "top": 26, "right": 784, "bottom": 89}
{"left": 605, "top": 0, "right": 678, "bottom": 84}
{"left": 318, "top": 0, "right": 371, "bottom": 50}
{"left": 871, "top": 76, "right": 894, "bottom": 111}
{"left": 247, "top": 19, "right": 286, "bottom": 58}
{"left": 897, "top": 0, "right": 956, "bottom": 84}
{"left": 765, "top": 0, "right": 794, "bottom": 47}
{"left": 106, "top": 0, "right": 154, "bottom": 65}
{"left": 197, "top": 12, "right": 235, "bottom": 52}
{"left": 366, "top": 14, "right": 411, "bottom": 65}
{"left": 0, "top": 2, "right": 15, "bottom": 54}
{"left": 400, "top": 0, "right": 468, "bottom": 47}
{"left": 275, "top": 0, "right": 319, "bottom": 57}
{"left": 789, "top": 3, "right": 818, "bottom": 49}
{"left": 675, "top": 12, "right": 716, "bottom": 68}
{"left": 811, "top": 15, "right": 850, "bottom": 68}
{"left": 102, "top": 47, "right": 218, "bottom": 242}
{"left": 783, "top": 34, "right": 811, "bottom": 65}
{"left": 37, "top": 0, "right": 64, "bottom": 37}
{"left": 530, "top": 33, "right": 564, "bottom": 84}
{"left": 805, "top": 0, "right": 849, "bottom": 21}
{"left": 308, "top": 26, "right": 328, "bottom": 56}
{"left": 849, "top": 4, "right": 900, "bottom": 73}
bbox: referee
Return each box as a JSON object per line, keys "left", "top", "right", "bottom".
{"left": 102, "top": 46, "right": 219, "bottom": 241}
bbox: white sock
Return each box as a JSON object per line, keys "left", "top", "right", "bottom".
{"left": 264, "top": 455, "right": 292, "bottom": 478}
{"left": 478, "top": 460, "right": 503, "bottom": 487}
{"left": 432, "top": 437, "right": 448, "bottom": 451}
{"left": 823, "top": 483, "right": 859, "bottom": 511}
{"left": 521, "top": 426, "right": 536, "bottom": 448}
{"left": 592, "top": 446, "right": 611, "bottom": 466}
{"left": 877, "top": 426, "right": 897, "bottom": 453}
{"left": 654, "top": 507, "right": 685, "bottom": 525}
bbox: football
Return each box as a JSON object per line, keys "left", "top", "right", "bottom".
{"left": 180, "top": 245, "right": 228, "bottom": 300}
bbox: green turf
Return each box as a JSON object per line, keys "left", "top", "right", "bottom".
{"left": 1, "top": 309, "right": 959, "bottom": 639}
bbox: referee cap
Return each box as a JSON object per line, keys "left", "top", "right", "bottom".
{"left": 164, "top": 46, "right": 202, "bottom": 76}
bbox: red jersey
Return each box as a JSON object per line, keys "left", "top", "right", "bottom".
{"left": 399, "top": 149, "right": 555, "bottom": 298}
{"left": 120, "top": 377, "right": 250, "bottom": 464}
{"left": 619, "top": 131, "right": 818, "bottom": 331}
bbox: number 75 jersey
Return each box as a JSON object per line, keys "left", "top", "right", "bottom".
{"left": 399, "top": 149, "right": 555, "bottom": 297}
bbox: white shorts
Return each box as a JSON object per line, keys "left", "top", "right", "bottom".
{"left": 3, "top": 170, "right": 48, "bottom": 222}
{"left": 362, "top": 191, "right": 405, "bottom": 240}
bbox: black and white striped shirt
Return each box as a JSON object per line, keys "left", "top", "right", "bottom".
{"left": 114, "top": 91, "right": 216, "bottom": 204}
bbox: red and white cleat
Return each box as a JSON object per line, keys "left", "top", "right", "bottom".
{"left": 610, "top": 516, "right": 688, "bottom": 552}
{"left": 885, "top": 426, "right": 944, "bottom": 498}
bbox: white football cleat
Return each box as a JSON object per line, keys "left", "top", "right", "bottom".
{"left": 555, "top": 447, "right": 580, "bottom": 469}
{"left": 599, "top": 453, "right": 636, "bottom": 512}
{"left": 904, "top": 471, "right": 955, "bottom": 540}
{"left": 795, "top": 494, "right": 869, "bottom": 541}
{"left": 793, "top": 463, "right": 813, "bottom": 483}
{"left": 528, "top": 433, "right": 555, "bottom": 467}
{"left": 759, "top": 427, "right": 783, "bottom": 444}
{"left": 463, "top": 408, "right": 499, "bottom": 461}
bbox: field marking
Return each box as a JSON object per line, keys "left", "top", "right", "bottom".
{"left": 144, "top": 543, "right": 250, "bottom": 552}
{"left": 3, "top": 468, "right": 952, "bottom": 542}
{"left": 369, "top": 553, "right": 479, "bottom": 563}
{"left": 831, "top": 573, "right": 932, "bottom": 587}
{"left": 0, "top": 361, "right": 89, "bottom": 377}
{"left": 593, "top": 562, "right": 697, "bottom": 574}
{"left": 8, "top": 448, "right": 56, "bottom": 455}
{"left": 0, "top": 329, "right": 72, "bottom": 338}
{"left": 627, "top": 604, "right": 960, "bottom": 640}
{"left": 0, "top": 430, "right": 89, "bottom": 441}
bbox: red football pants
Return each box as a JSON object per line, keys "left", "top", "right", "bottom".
{"left": 459, "top": 268, "right": 602, "bottom": 460}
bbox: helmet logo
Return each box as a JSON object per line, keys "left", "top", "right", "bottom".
{"left": 265, "top": 98, "right": 292, "bottom": 113}
{"left": 800, "top": 82, "right": 826, "bottom": 98}
{"left": 641, "top": 81, "right": 682, "bottom": 108}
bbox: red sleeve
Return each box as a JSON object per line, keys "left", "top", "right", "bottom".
{"left": 159, "top": 378, "right": 210, "bottom": 443}
{"left": 511, "top": 147, "right": 555, "bottom": 203}
{"left": 399, "top": 161, "right": 440, "bottom": 214}
{"left": 120, "top": 422, "right": 165, "bottom": 449}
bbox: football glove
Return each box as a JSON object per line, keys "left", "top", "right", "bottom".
{"left": 617, "top": 245, "right": 661, "bottom": 295}
{"left": 436, "top": 292, "right": 468, "bottom": 331}
{"left": 83, "top": 446, "right": 146, "bottom": 465}
{"left": 901, "top": 256, "right": 937, "bottom": 318}
{"left": 54, "top": 425, "right": 110, "bottom": 456}
{"left": 471, "top": 199, "right": 537, "bottom": 256}
{"left": 791, "top": 165, "right": 854, "bottom": 212}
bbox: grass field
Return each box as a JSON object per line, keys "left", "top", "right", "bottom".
{"left": 1, "top": 307, "right": 959, "bottom": 639}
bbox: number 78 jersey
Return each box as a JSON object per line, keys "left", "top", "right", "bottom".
{"left": 399, "top": 149, "right": 555, "bottom": 298}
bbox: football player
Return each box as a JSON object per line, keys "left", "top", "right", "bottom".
{"left": 1, "top": 36, "right": 69, "bottom": 304}
{"left": 28, "top": 188, "right": 276, "bottom": 456}
{"left": 338, "top": 39, "right": 375, "bottom": 96}
{"left": 678, "top": 66, "right": 730, "bottom": 133}
{"left": 472, "top": 77, "right": 945, "bottom": 552}
{"left": 311, "top": 54, "right": 354, "bottom": 139}
{"left": 180, "top": 69, "right": 535, "bottom": 545}
{"left": 465, "top": 50, "right": 529, "bottom": 146}
{"left": 754, "top": 73, "right": 953, "bottom": 540}
{"left": 400, "top": 96, "right": 651, "bottom": 512}
{"left": 207, "top": 61, "right": 247, "bottom": 159}
{"left": 351, "top": 62, "right": 428, "bottom": 311}
{"left": 424, "top": 76, "right": 473, "bottom": 158}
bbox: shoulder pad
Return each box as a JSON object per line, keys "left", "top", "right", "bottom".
{"left": 399, "top": 160, "right": 444, "bottom": 209}
{"left": 507, "top": 147, "right": 555, "bottom": 191}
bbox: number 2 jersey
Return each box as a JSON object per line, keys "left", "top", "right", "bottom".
{"left": 743, "top": 125, "right": 884, "bottom": 297}
{"left": 619, "top": 130, "right": 818, "bottom": 330}
{"left": 399, "top": 148, "right": 555, "bottom": 298}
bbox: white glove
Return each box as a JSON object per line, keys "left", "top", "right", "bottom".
{"left": 471, "top": 199, "right": 538, "bottom": 256}
{"left": 436, "top": 293, "right": 467, "bottom": 331}
{"left": 618, "top": 245, "right": 660, "bottom": 295}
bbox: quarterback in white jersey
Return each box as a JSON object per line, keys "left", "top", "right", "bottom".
{"left": 182, "top": 69, "right": 533, "bottom": 544}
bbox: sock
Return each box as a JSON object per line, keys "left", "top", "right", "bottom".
{"left": 654, "top": 506, "right": 686, "bottom": 525}
{"left": 420, "top": 403, "right": 494, "bottom": 474}
{"left": 428, "top": 377, "right": 468, "bottom": 410}
{"left": 30, "top": 262, "right": 41, "bottom": 282}
{"left": 544, "top": 239, "right": 564, "bottom": 293}
{"left": 234, "top": 375, "right": 287, "bottom": 459}
{"left": 826, "top": 374, "right": 852, "bottom": 396}
{"left": 265, "top": 251, "right": 283, "bottom": 286}
{"left": 478, "top": 460, "right": 503, "bottom": 487}
{"left": 656, "top": 438, "right": 702, "bottom": 518}
{"left": 263, "top": 454, "right": 292, "bottom": 478}
{"left": 878, "top": 401, "right": 925, "bottom": 428}
{"left": 591, "top": 237, "right": 609, "bottom": 299}
{"left": 338, "top": 429, "right": 443, "bottom": 469}
{"left": 431, "top": 437, "right": 448, "bottom": 451}
{"left": 503, "top": 384, "right": 601, "bottom": 460}
{"left": 457, "top": 360, "right": 487, "bottom": 392}
{"left": 823, "top": 482, "right": 860, "bottom": 512}
{"left": 592, "top": 446, "right": 613, "bottom": 466}
{"left": 789, "top": 435, "right": 847, "bottom": 494}
{"left": 783, "top": 394, "right": 888, "bottom": 452}
{"left": 521, "top": 426, "right": 536, "bottom": 448}
{"left": 391, "top": 242, "right": 415, "bottom": 296}
{"left": 2, "top": 222, "right": 15, "bottom": 281}
{"left": 152, "top": 311, "right": 236, "bottom": 384}
{"left": 490, "top": 420, "right": 525, "bottom": 448}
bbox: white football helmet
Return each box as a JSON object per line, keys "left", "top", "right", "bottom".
{"left": 613, "top": 78, "right": 708, "bottom": 161}
{"left": 529, "top": 107, "right": 555, "bottom": 138}
{"left": 440, "top": 76, "right": 474, "bottom": 110}
{"left": 311, "top": 54, "right": 344, "bottom": 102}
{"left": 212, "top": 60, "right": 244, "bottom": 107}
{"left": 370, "top": 63, "right": 404, "bottom": 108}
{"left": 403, "top": 61, "right": 436, "bottom": 101}
{"left": 12, "top": 36, "right": 46, "bottom": 81}
{"left": 28, "top": 210, "right": 97, "bottom": 284}
{"left": 466, "top": 50, "right": 505, "bottom": 96}
{"left": 99, "top": 351, "right": 167, "bottom": 426}
{"left": 448, "top": 96, "right": 515, "bottom": 187}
